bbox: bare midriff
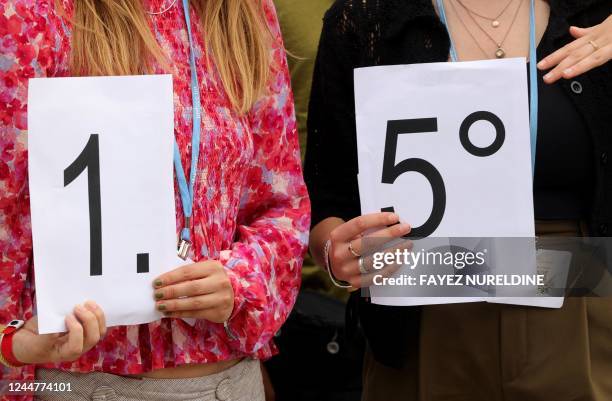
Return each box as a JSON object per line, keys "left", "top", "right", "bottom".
{"left": 128, "top": 358, "right": 242, "bottom": 379}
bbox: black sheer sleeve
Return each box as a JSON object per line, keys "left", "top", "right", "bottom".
{"left": 304, "top": 2, "right": 365, "bottom": 228}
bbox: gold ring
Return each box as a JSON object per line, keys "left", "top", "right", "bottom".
{"left": 589, "top": 40, "right": 599, "bottom": 51}
{"left": 348, "top": 241, "right": 361, "bottom": 258}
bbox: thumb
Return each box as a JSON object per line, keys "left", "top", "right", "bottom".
{"left": 569, "top": 25, "right": 593, "bottom": 39}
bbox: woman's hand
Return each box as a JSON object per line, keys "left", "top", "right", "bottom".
{"left": 12, "top": 301, "right": 106, "bottom": 365}
{"left": 539, "top": 14, "right": 612, "bottom": 84}
{"left": 327, "top": 212, "right": 412, "bottom": 288}
{"left": 153, "top": 260, "right": 234, "bottom": 323}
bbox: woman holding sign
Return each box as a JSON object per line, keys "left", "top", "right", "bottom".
{"left": 306, "top": 0, "right": 611, "bottom": 400}
{"left": 0, "top": 0, "right": 309, "bottom": 400}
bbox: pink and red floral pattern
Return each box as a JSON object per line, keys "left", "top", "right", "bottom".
{"left": 0, "top": 0, "right": 309, "bottom": 398}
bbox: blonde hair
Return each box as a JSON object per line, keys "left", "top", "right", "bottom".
{"left": 62, "top": 0, "right": 272, "bottom": 114}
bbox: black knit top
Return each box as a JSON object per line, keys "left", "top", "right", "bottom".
{"left": 305, "top": 0, "right": 612, "bottom": 231}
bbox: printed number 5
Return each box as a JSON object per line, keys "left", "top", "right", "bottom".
{"left": 381, "top": 118, "right": 446, "bottom": 238}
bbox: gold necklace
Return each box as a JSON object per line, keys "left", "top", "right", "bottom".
{"left": 456, "top": 0, "right": 515, "bottom": 28}
{"left": 453, "top": 0, "right": 524, "bottom": 58}
{"left": 448, "top": 0, "right": 489, "bottom": 58}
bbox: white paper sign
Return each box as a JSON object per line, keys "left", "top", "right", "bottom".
{"left": 355, "top": 59, "right": 541, "bottom": 307}
{"left": 28, "top": 75, "right": 178, "bottom": 334}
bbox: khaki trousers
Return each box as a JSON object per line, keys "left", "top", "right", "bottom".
{"left": 363, "top": 221, "right": 612, "bottom": 401}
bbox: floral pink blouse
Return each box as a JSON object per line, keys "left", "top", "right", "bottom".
{"left": 0, "top": 0, "right": 309, "bottom": 394}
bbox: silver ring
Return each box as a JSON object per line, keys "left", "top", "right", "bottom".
{"left": 358, "top": 256, "right": 369, "bottom": 275}
{"left": 348, "top": 241, "right": 361, "bottom": 258}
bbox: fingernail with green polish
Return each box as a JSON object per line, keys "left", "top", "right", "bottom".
{"left": 157, "top": 304, "right": 166, "bottom": 311}
{"left": 155, "top": 292, "right": 163, "bottom": 300}
{"left": 154, "top": 280, "right": 163, "bottom": 288}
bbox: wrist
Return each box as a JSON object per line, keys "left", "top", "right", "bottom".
{"left": 310, "top": 217, "right": 344, "bottom": 267}
{"left": 324, "top": 239, "right": 352, "bottom": 289}
{"left": 1, "top": 320, "right": 26, "bottom": 368}
{"left": 10, "top": 328, "right": 34, "bottom": 365}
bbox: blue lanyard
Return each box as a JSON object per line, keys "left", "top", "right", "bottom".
{"left": 436, "top": 0, "right": 539, "bottom": 175}
{"left": 174, "top": 0, "right": 202, "bottom": 243}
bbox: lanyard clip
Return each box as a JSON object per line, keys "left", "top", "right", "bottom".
{"left": 177, "top": 238, "right": 192, "bottom": 260}
{"left": 177, "top": 222, "right": 192, "bottom": 260}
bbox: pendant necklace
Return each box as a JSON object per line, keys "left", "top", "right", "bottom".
{"left": 453, "top": 0, "right": 525, "bottom": 58}
{"left": 456, "top": 0, "right": 515, "bottom": 28}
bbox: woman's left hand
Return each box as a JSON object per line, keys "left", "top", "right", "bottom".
{"left": 153, "top": 261, "right": 235, "bottom": 323}
{"left": 538, "top": 14, "right": 612, "bottom": 84}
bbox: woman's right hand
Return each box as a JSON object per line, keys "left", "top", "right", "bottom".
{"left": 11, "top": 301, "right": 106, "bottom": 365}
{"left": 328, "top": 212, "right": 412, "bottom": 288}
